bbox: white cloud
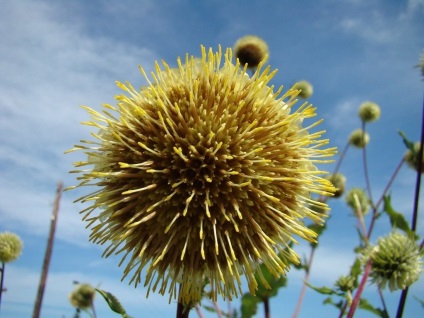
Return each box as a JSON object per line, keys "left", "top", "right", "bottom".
{"left": 0, "top": 0, "right": 157, "bottom": 244}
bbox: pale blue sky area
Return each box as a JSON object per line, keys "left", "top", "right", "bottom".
{"left": 0, "top": 0, "right": 423, "bottom": 317}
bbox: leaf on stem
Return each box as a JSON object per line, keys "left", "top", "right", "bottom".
{"left": 96, "top": 289, "right": 131, "bottom": 318}
{"left": 383, "top": 195, "right": 414, "bottom": 236}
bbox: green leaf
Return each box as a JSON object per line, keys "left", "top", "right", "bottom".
{"left": 255, "top": 262, "right": 287, "bottom": 299}
{"left": 96, "top": 289, "right": 130, "bottom": 318}
{"left": 306, "top": 283, "right": 338, "bottom": 296}
{"left": 383, "top": 195, "right": 412, "bottom": 235}
{"left": 349, "top": 258, "right": 362, "bottom": 280}
{"left": 398, "top": 131, "right": 417, "bottom": 155}
{"left": 240, "top": 293, "right": 259, "bottom": 318}
{"left": 323, "top": 297, "right": 344, "bottom": 309}
{"left": 358, "top": 298, "right": 389, "bottom": 318}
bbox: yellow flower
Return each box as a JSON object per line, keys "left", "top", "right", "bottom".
{"left": 0, "top": 231, "right": 23, "bottom": 263}
{"left": 234, "top": 35, "right": 269, "bottom": 68}
{"left": 67, "top": 46, "right": 336, "bottom": 304}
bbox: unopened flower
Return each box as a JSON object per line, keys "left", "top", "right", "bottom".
{"left": 292, "top": 80, "right": 313, "bottom": 99}
{"left": 358, "top": 101, "right": 381, "bottom": 123}
{"left": 345, "top": 188, "right": 370, "bottom": 215}
{"left": 349, "top": 129, "right": 370, "bottom": 148}
{"left": 69, "top": 283, "right": 96, "bottom": 309}
{"left": 67, "top": 46, "right": 336, "bottom": 304}
{"left": 404, "top": 142, "right": 424, "bottom": 173}
{"left": 0, "top": 231, "right": 23, "bottom": 263}
{"left": 326, "top": 173, "right": 346, "bottom": 198}
{"left": 363, "top": 232, "right": 423, "bottom": 291}
{"left": 234, "top": 35, "right": 269, "bottom": 68}
{"left": 335, "top": 275, "right": 357, "bottom": 292}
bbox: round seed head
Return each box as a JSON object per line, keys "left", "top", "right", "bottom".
{"left": 67, "top": 46, "right": 336, "bottom": 304}
{"left": 358, "top": 101, "right": 381, "bottom": 123}
{"left": 69, "top": 283, "right": 96, "bottom": 309}
{"left": 292, "top": 80, "right": 313, "bottom": 99}
{"left": 349, "top": 129, "right": 370, "bottom": 148}
{"left": 363, "top": 232, "right": 423, "bottom": 291}
{"left": 0, "top": 231, "right": 23, "bottom": 263}
{"left": 234, "top": 35, "right": 269, "bottom": 68}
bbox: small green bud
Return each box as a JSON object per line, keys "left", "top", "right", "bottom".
{"left": 358, "top": 101, "right": 381, "bottom": 123}
{"left": 345, "top": 188, "right": 370, "bottom": 215}
{"left": 69, "top": 283, "right": 96, "bottom": 310}
{"left": 326, "top": 173, "right": 347, "bottom": 198}
{"left": 335, "top": 275, "right": 357, "bottom": 292}
{"left": 292, "top": 80, "right": 313, "bottom": 99}
{"left": 404, "top": 142, "right": 424, "bottom": 173}
{"left": 363, "top": 232, "right": 423, "bottom": 291}
{"left": 0, "top": 231, "right": 23, "bottom": 263}
{"left": 234, "top": 35, "right": 269, "bottom": 69}
{"left": 349, "top": 129, "right": 370, "bottom": 148}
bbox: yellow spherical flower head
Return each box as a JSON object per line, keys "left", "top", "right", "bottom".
{"left": 292, "top": 80, "right": 313, "bottom": 99}
{"left": 0, "top": 231, "right": 23, "bottom": 263}
{"left": 362, "top": 232, "right": 423, "bottom": 291}
{"left": 67, "top": 46, "right": 336, "bottom": 304}
{"left": 69, "top": 283, "right": 96, "bottom": 309}
{"left": 234, "top": 35, "right": 269, "bottom": 69}
{"left": 358, "top": 101, "right": 381, "bottom": 123}
{"left": 404, "top": 142, "right": 424, "bottom": 173}
{"left": 349, "top": 129, "right": 370, "bottom": 148}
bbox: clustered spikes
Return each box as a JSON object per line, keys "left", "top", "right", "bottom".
{"left": 67, "top": 46, "right": 336, "bottom": 304}
{"left": 363, "top": 232, "right": 423, "bottom": 291}
{"left": 0, "top": 231, "right": 23, "bottom": 263}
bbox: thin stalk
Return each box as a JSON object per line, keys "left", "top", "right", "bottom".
{"left": 361, "top": 122, "right": 374, "bottom": 205}
{"left": 396, "top": 94, "right": 424, "bottom": 318}
{"left": 377, "top": 287, "right": 389, "bottom": 317}
{"left": 291, "top": 247, "right": 316, "bottom": 318}
{"left": 263, "top": 297, "right": 270, "bottom": 318}
{"left": 0, "top": 262, "right": 4, "bottom": 312}
{"left": 32, "top": 182, "right": 63, "bottom": 318}
{"left": 194, "top": 304, "right": 204, "bottom": 318}
{"left": 346, "top": 260, "right": 372, "bottom": 318}
{"left": 333, "top": 142, "right": 350, "bottom": 175}
{"left": 337, "top": 300, "right": 348, "bottom": 318}
{"left": 212, "top": 301, "right": 223, "bottom": 318}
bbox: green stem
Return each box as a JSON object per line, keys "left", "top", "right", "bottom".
{"left": 361, "top": 121, "right": 374, "bottom": 205}
{"left": 333, "top": 142, "right": 350, "bottom": 175}
{"left": 346, "top": 260, "right": 372, "bottom": 318}
{"left": 395, "top": 93, "right": 424, "bottom": 318}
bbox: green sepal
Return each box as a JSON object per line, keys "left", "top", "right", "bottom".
{"left": 96, "top": 289, "right": 131, "bottom": 318}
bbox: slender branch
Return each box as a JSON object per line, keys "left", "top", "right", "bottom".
{"left": 291, "top": 247, "right": 316, "bottom": 318}
{"left": 32, "top": 182, "right": 63, "bottom": 318}
{"left": 346, "top": 260, "right": 372, "bottom": 318}
{"left": 377, "top": 287, "right": 389, "bottom": 317}
{"left": 212, "top": 301, "right": 223, "bottom": 318}
{"left": 396, "top": 93, "right": 424, "bottom": 318}
{"left": 194, "top": 304, "right": 204, "bottom": 318}
{"left": 333, "top": 142, "right": 350, "bottom": 175}
{"left": 338, "top": 300, "right": 348, "bottom": 318}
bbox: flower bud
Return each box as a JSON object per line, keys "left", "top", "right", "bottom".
{"left": 349, "top": 129, "right": 370, "bottom": 148}
{"left": 358, "top": 101, "right": 381, "bottom": 123}
{"left": 404, "top": 142, "right": 424, "bottom": 173}
{"left": 0, "top": 231, "right": 23, "bottom": 263}
{"left": 345, "top": 188, "right": 370, "bottom": 215}
{"left": 292, "top": 80, "right": 313, "bottom": 99}
{"left": 234, "top": 35, "right": 269, "bottom": 68}
{"left": 326, "top": 173, "right": 347, "bottom": 198}
{"left": 69, "top": 283, "right": 96, "bottom": 310}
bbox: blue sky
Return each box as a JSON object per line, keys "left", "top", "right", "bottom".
{"left": 0, "top": 0, "right": 423, "bottom": 317}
